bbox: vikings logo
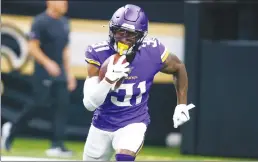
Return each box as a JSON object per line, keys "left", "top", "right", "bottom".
{"left": 1, "top": 23, "right": 30, "bottom": 71}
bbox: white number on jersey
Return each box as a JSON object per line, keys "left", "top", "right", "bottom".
{"left": 92, "top": 41, "right": 110, "bottom": 52}
{"left": 111, "top": 81, "right": 147, "bottom": 107}
{"left": 141, "top": 38, "right": 158, "bottom": 48}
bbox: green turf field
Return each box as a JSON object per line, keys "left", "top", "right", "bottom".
{"left": 1, "top": 138, "right": 256, "bottom": 161}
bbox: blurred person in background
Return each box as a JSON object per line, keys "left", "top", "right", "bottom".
{"left": 1, "top": 0, "right": 77, "bottom": 158}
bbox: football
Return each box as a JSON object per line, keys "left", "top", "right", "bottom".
{"left": 99, "top": 53, "right": 127, "bottom": 89}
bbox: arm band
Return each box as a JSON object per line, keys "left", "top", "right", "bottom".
{"left": 83, "top": 76, "right": 113, "bottom": 111}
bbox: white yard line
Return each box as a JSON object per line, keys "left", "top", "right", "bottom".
{"left": 1, "top": 156, "right": 75, "bottom": 161}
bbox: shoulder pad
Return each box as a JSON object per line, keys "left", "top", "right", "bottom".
{"left": 141, "top": 38, "right": 169, "bottom": 63}
{"left": 90, "top": 41, "right": 110, "bottom": 52}
{"left": 141, "top": 38, "right": 160, "bottom": 49}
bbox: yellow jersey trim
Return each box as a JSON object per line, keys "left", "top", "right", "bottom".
{"left": 161, "top": 50, "right": 170, "bottom": 62}
{"left": 85, "top": 58, "right": 100, "bottom": 66}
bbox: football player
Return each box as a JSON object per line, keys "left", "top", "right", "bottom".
{"left": 83, "top": 4, "right": 194, "bottom": 161}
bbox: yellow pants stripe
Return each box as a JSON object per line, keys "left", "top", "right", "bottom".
{"left": 136, "top": 138, "right": 145, "bottom": 156}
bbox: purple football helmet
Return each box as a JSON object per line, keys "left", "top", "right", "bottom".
{"left": 109, "top": 4, "right": 148, "bottom": 55}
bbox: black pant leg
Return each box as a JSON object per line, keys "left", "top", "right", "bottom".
{"left": 10, "top": 78, "right": 52, "bottom": 136}
{"left": 50, "top": 81, "right": 70, "bottom": 147}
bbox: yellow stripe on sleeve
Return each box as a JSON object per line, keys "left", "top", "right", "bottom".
{"left": 161, "top": 50, "right": 170, "bottom": 63}
{"left": 85, "top": 58, "right": 100, "bottom": 66}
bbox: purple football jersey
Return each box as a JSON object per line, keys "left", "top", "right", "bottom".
{"left": 85, "top": 38, "right": 170, "bottom": 131}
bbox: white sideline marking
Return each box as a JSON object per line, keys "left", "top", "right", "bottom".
{"left": 1, "top": 156, "right": 75, "bottom": 161}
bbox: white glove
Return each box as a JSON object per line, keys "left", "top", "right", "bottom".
{"left": 173, "top": 103, "right": 195, "bottom": 128}
{"left": 105, "top": 55, "right": 130, "bottom": 82}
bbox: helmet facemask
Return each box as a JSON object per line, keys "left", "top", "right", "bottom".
{"left": 109, "top": 25, "right": 147, "bottom": 56}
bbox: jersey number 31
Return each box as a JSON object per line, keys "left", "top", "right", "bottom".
{"left": 111, "top": 81, "right": 146, "bottom": 107}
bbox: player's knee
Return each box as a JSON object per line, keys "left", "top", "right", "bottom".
{"left": 115, "top": 149, "right": 136, "bottom": 161}
{"left": 83, "top": 140, "right": 112, "bottom": 160}
{"left": 83, "top": 149, "right": 103, "bottom": 161}
{"left": 83, "top": 150, "right": 112, "bottom": 161}
{"left": 83, "top": 153, "right": 100, "bottom": 161}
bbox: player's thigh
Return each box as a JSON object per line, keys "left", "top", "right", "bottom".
{"left": 83, "top": 125, "right": 114, "bottom": 161}
{"left": 112, "top": 123, "right": 147, "bottom": 154}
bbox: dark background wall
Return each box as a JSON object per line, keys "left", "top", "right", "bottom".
{"left": 196, "top": 40, "right": 258, "bottom": 158}
{"left": 2, "top": 1, "right": 184, "bottom": 23}
{"left": 182, "top": 1, "right": 258, "bottom": 158}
